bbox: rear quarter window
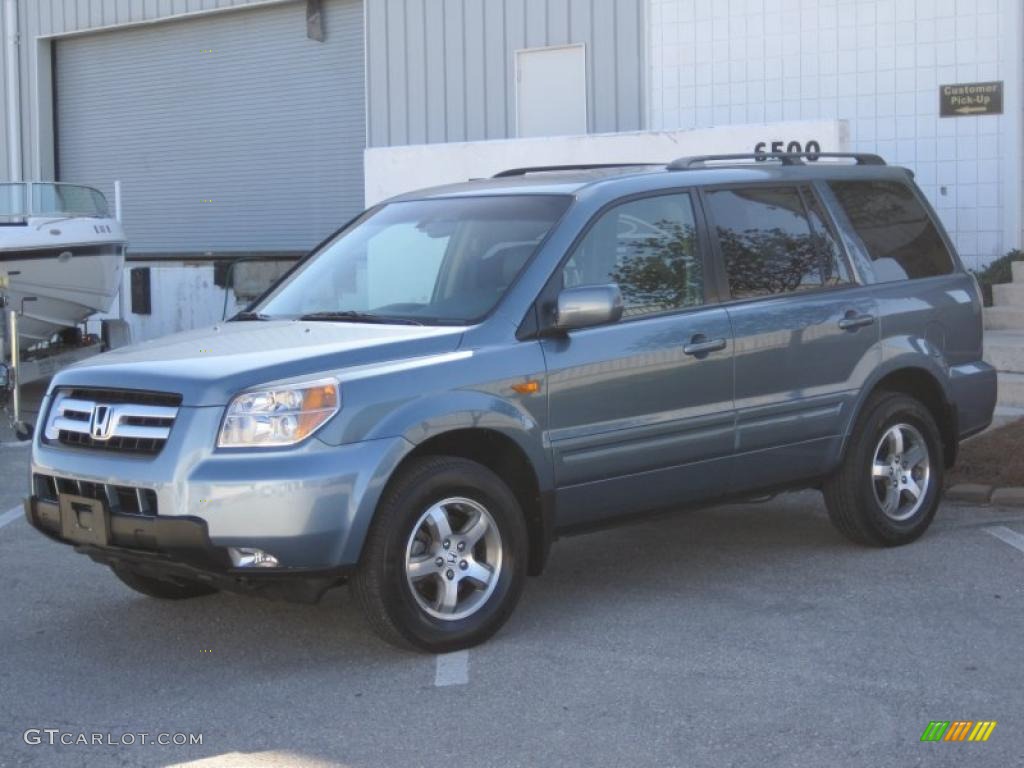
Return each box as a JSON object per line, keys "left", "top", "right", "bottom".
{"left": 705, "top": 185, "right": 851, "bottom": 301}
{"left": 829, "top": 180, "right": 955, "bottom": 281}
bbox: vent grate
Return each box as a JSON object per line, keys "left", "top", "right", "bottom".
{"left": 33, "top": 473, "right": 158, "bottom": 516}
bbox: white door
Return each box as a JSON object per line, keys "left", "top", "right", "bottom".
{"left": 516, "top": 44, "right": 587, "bottom": 138}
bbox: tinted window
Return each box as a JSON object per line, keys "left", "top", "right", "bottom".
{"left": 563, "top": 193, "right": 703, "bottom": 318}
{"left": 829, "top": 180, "right": 954, "bottom": 280}
{"left": 804, "top": 190, "right": 850, "bottom": 279}
{"left": 706, "top": 186, "right": 851, "bottom": 300}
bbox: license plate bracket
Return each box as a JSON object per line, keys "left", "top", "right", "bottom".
{"left": 58, "top": 494, "right": 110, "bottom": 547}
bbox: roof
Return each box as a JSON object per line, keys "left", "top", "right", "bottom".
{"left": 385, "top": 165, "right": 665, "bottom": 201}
{"left": 386, "top": 153, "right": 913, "bottom": 203}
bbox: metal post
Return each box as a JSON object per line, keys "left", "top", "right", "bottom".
{"left": 7, "top": 309, "right": 19, "bottom": 426}
{"left": 3, "top": 0, "right": 22, "bottom": 182}
{"left": 114, "top": 180, "right": 127, "bottom": 322}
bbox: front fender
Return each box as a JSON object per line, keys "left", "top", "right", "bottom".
{"left": 358, "top": 389, "right": 554, "bottom": 493}
{"left": 329, "top": 389, "right": 554, "bottom": 572}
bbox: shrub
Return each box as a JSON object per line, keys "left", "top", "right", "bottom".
{"left": 973, "top": 249, "right": 1024, "bottom": 307}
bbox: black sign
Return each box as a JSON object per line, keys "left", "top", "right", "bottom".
{"left": 940, "top": 81, "right": 1003, "bottom": 117}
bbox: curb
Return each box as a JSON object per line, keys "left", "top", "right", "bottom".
{"left": 946, "top": 484, "right": 1024, "bottom": 506}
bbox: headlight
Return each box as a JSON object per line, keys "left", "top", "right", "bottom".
{"left": 218, "top": 377, "right": 340, "bottom": 448}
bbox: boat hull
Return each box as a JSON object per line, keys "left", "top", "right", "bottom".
{"left": 1, "top": 217, "right": 126, "bottom": 344}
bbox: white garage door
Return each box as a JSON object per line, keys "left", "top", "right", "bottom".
{"left": 55, "top": 0, "right": 364, "bottom": 256}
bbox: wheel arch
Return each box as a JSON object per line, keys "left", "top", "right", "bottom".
{"left": 386, "top": 427, "right": 553, "bottom": 577}
{"left": 842, "top": 363, "right": 958, "bottom": 468}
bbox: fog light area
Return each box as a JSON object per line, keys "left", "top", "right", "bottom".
{"left": 228, "top": 547, "right": 280, "bottom": 568}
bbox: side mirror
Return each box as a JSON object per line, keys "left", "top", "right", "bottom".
{"left": 551, "top": 284, "right": 624, "bottom": 332}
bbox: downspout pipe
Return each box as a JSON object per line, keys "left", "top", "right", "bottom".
{"left": 4, "top": 0, "right": 22, "bottom": 182}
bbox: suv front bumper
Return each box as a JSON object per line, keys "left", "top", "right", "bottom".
{"left": 24, "top": 495, "right": 352, "bottom": 602}
{"left": 28, "top": 404, "right": 413, "bottom": 588}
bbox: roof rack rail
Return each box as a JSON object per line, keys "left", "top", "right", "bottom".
{"left": 666, "top": 152, "right": 886, "bottom": 170}
{"left": 492, "top": 163, "right": 657, "bottom": 178}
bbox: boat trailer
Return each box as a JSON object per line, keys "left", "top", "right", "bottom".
{"left": 1, "top": 273, "right": 119, "bottom": 441}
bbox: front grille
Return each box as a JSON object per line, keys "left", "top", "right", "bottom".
{"left": 63, "top": 388, "right": 182, "bottom": 408}
{"left": 33, "top": 473, "right": 158, "bottom": 516}
{"left": 56, "top": 429, "right": 168, "bottom": 454}
{"left": 44, "top": 388, "right": 181, "bottom": 455}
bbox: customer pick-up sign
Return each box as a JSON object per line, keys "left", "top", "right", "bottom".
{"left": 940, "top": 81, "right": 1003, "bottom": 117}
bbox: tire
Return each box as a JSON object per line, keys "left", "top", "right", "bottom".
{"left": 112, "top": 566, "right": 218, "bottom": 600}
{"left": 351, "top": 456, "right": 528, "bottom": 652}
{"left": 824, "top": 391, "right": 944, "bottom": 547}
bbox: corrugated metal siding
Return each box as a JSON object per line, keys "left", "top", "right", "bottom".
{"left": 0, "top": 0, "right": 291, "bottom": 182}
{"left": 0, "top": 2, "right": 9, "bottom": 177}
{"left": 366, "top": 0, "right": 646, "bottom": 147}
{"left": 33, "top": 0, "right": 281, "bottom": 36}
{"left": 55, "top": 0, "right": 365, "bottom": 254}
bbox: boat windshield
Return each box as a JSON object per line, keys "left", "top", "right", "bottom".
{"left": 255, "top": 195, "right": 572, "bottom": 325}
{"left": 0, "top": 183, "right": 109, "bottom": 221}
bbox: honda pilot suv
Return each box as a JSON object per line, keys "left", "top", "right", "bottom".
{"left": 25, "top": 153, "right": 996, "bottom": 652}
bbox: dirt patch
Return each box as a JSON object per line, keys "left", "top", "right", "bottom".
{"left": 946, "top": 418, "right": 1024, "bottom": 488}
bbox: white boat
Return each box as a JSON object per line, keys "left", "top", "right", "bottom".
{"left": 0, "top": 182, "right": 126, "bottom": 345}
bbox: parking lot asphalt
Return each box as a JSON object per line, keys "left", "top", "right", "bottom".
{"left": 1, "top": 438, "right": 1022, "bottom": 768}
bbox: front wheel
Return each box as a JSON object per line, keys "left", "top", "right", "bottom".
{"left": 351, "top": 456, "right": 528, "bottom": 652}
{"left": 824, "top": 392, "right": 944, "bottom": 547}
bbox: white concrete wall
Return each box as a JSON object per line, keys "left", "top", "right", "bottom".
{"left": 648, "top": 0, "right": 1024, "bottom": 270}
{"left": 364, "top": 121, "right": 847, "bottom": 205}
{"left": 89, "top": 260, "right": 291, "bottom": 344}
{"left": 88, "top": 263, "right": 243, "bottom": 344}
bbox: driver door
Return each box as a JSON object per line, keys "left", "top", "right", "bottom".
{"left": 541, "top": 191, "right": 736, "bottom": 529}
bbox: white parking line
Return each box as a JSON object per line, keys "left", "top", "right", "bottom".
{"left": 0, "top": 505, "right": 23, "bottom": 529}
{"left": 0, "top": 440, "right": 30, "bottom": 450}
{"left": 434, "top": 651, "right": 469, "bottom": 687}
{"left": 985, "top": 525, "right": 1024, "bottom": 555}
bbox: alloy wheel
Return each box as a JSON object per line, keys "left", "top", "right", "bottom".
{"left": 871, "top": 423, "right": 931, "bottom": 522}
{"left": 404, "top": 497, "right": 503, "bottom": 621}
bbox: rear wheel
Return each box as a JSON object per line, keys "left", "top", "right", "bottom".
{"left": 112, "top": 566, "right": 218, "bottom": 600}
{"left": 824, "top": 392, "right": 944, "bottom": 546}
{"left": 351, "top": 456, "right": 528, "bottom": 652}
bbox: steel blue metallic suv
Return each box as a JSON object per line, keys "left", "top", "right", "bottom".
{"left": 25, "top": 153, "right": 997, "bottom": 651}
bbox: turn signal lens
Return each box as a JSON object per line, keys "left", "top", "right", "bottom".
{"left": 218, "top": 378, "right": 340, "bottom": 448}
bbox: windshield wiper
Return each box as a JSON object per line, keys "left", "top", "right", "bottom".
{"left": 231, "top": 311, "right": 273, "bottom": 321}
{"left": 299, "top": 311, "right": 423, "bottom": 326}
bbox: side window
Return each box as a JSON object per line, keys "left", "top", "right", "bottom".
{"left": 706, "top": 186, "right": 851, "bottom": 301}
{"left": 829, "top": 180, "right": 954, "bottom": 281}
{"left": 563, "top": 193, "right": 704, "bottom": 318}
{"left": 804, "top": 190, "right": 853, "bottom": 284}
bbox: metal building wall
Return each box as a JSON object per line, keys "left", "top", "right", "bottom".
{"left": 0, "top": 0, "right": 291, "bottom": 182}
{"left": 0, "top": 2, "right": 11, "bottom": 178}
{"left": 55, "top": 0, "right": 365, "bottom": 254}
{"left": 365, "top": 0, "right": 646, "bottom": 147}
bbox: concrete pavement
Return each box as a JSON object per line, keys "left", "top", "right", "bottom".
{"left": 1, "top": 432, "right": 1021, "bottom": 768}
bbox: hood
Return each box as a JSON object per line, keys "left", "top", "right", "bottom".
{"left": 52, "top": 320, "right": 465, "bottom": 406}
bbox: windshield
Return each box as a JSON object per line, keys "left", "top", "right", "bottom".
{"left": 256, "top": 195, "right": 571, "bottom": 324}
{"left": 0, "top": 183, "right": 109, "bottom": 220}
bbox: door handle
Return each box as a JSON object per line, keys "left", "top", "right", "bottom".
{"left": 683, "top": 335, "right": 727, "bottom": 357}
{"left": 838, "top": 312, "right": 875, "bottom": 331}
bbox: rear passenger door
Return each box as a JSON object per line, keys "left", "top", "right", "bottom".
{"left": 541, "top": 191, "right": 735, "bottom": 529}
{"left": 702, "top": 184, "right": 880, "bottom": 492}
